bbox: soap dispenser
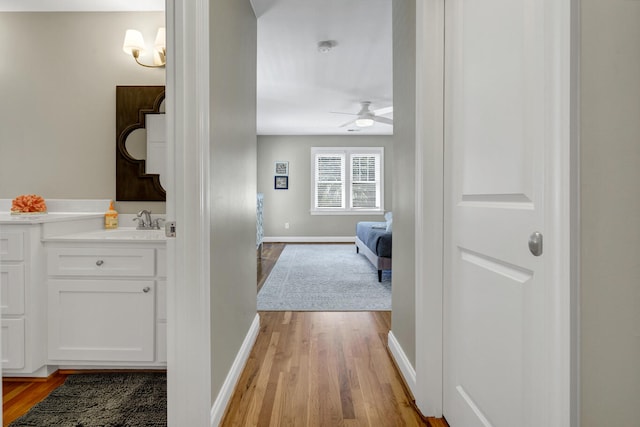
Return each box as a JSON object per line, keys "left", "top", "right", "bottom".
{"left": 105, "top": 200, "right": 119, "bottom": 229}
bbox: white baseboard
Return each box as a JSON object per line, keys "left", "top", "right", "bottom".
{"left": 210, "top": 313, "right": 260, "bottom": 427}
{"left": 263, "top": 236, "right": 355, "bottom": 243}
{"left": 388, "top": 331, "right": 417, "bottom": 397}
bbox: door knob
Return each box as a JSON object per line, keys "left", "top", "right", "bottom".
{"left": 528, "top": 231, "right": 543, "bottom": 256}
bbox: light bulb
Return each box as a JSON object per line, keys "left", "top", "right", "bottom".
{"left": 355, "top": 118, "right": 374, "bottom": 127}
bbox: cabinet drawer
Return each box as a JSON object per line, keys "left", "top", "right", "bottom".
{"left": 47, "top": 248, "right": 155, "bottom": 277}
{"left": 0, "top": 231, "right": 24, "bottom": 261}
{"left": 2, "top": 318, "right": 25, "bottom": 370}
{"left": 48, "top": 279, "right": 155, "bottom": 362}
{"left": 0, "top": 264, "right": 25, "bottom": 315}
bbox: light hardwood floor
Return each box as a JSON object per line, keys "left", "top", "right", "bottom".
{"left": 221, "top": 310, "right": 447, "bottom": 427}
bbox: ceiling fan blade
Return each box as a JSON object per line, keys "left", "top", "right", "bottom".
{"left": 340, "top": 119, "right": 357, "bottom": 127}
{"left": 372, "top": 106, "right": 393, "bottom": 116}
{"left": 330, "top": 111, "right": 358, "bottom": 116}
{"left": 372, "top": 116, "right": 393, "bottom": 125}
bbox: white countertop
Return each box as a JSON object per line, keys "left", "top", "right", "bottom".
{"left": 0, "top": 212, "right": 103, "bottom": 225}
{"left": 0, "top": 198, "right": 111, "bottom": 225}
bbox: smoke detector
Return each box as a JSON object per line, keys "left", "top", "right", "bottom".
{"left": 317, "top": 40, "right": 337, "bottom": 53}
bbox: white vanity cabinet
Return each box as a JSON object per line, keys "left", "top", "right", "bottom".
{"left": 0, "top": 226, "right": 48, "bottom": 375}
{"left": 46, "top": 242, "right": 166, "bottom": 367}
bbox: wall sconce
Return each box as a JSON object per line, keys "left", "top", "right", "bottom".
{"left": 123, "top": 28, "right": 166, "bottom": 68}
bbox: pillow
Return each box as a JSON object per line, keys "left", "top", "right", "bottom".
{"left": 384, "top": 212, "right": 393, "bottom": 233}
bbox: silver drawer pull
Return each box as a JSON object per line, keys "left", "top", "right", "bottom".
{"left": 96, "top": 260, "right": 104, "bottom": 266}
{"left": 143, "top": 287, "right": 151, "bottom": 293}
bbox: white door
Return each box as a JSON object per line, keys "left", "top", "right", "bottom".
{"left": 443, "top": 0, "right": 572, "bottom": 426}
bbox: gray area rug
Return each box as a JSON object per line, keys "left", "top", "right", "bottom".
{"left": 258, "top": 244, "right": 391, "bottom": 311}
{"left": 10, "top": 372, "right": 166, "bottom": 427}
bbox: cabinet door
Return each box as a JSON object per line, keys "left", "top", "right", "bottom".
{"left": 48, "top": 280, "right": 155, "bottom": 362}
{"left": 1, "top": 319, "right": 25, "bottom": 369}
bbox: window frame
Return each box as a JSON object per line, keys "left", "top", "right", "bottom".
{"left": 310, "top": 147, "right": 385, "bottom": 215}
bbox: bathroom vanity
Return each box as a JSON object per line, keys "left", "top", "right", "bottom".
{"left": 0, "top": 200, "right": 167, "bottom": 377}
{"left": 44, "top": 230, "right": 166, "bottom": 368}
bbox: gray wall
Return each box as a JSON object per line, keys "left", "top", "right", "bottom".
{"left": 0, "top": 12, "right": 166, "bottom": 214}
{"left": 209, "top": 0, "right": 258, "bottom": 402}
{"left": 257, "top": 135, "right": 393, "bottom": 238}
{"left": 391, "top": 0, "right": 416, "bottom": 367}
{"left": 580, "top": 1, "right": 640, "bottom": 425}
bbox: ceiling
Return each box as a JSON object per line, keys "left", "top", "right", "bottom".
{"left": 0, "top": 0, "right": 393, "bottom": 136}
{"left": 252, "top": 0, "right": 393, "bottom": 135}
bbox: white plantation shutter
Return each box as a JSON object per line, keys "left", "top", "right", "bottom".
{"left": 351, "top": 154, "right": 380, "bottom": 209}
{"left": 315, "top": 154, "right": 345, "bottom": 208}
{"left": 311, "top": 147, "right": 384, "bottom": 213}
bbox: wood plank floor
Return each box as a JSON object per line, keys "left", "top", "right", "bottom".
{"left": 258, "top": 243, "right": 286, "bottom": 292}
{"left": 221, "top": 311, "right": 446, "bottom": 427}
{"left": 3, "top": 372, "right": 68, "bottom": 426}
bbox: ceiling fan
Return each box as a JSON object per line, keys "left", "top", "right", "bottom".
{"left": 332, "top": 101, "right": 394, "bottom": 128}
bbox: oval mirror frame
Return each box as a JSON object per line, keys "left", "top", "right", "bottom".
{"left": 116, "top": 85, "right": 166, "bottom": 201}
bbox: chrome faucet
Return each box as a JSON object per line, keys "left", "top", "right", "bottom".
{"left": 134, "top": 209, "right": 158, "bottom": 230}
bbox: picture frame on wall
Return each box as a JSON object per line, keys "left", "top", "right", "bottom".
{"left": 275, "top": 161, "right": 289, "bottom": 176}
{"left": 274, "top": 176, "right": 289, "bottom": 190}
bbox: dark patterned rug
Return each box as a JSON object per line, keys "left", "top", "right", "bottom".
{"left": 9, "top": 372, "right": 166, "bottom": 427}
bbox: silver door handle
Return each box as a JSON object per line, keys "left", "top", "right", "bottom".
{"left": 528, "top": 231, "right": 543, "bottom": 256}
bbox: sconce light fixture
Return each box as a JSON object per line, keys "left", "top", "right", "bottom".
{"left": 123, "top": 28, "right": 166, "bottom": 68}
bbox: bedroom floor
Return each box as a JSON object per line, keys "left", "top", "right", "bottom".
{"left": 258, "top": 242, "right": 364, "bottom": 293}
{"left": 257, "top": 242, "right": 286, "bottom": 292}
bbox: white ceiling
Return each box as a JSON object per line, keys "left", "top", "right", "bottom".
{"left": 0, "top": 0, "right": 393, "bottom": 136}
{"left": 252, "top": 0, "right": 393, "bottom": 135}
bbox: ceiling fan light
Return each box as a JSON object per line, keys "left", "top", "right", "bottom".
{"left": 355, "top": 118, "right": 374, "bottom": 127}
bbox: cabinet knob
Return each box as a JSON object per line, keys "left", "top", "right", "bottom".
{"left": 96, "top": 260, "right": 104, "bottom": 266}
{"left": 143, "top": 287, "right": 151, "bottom": 293}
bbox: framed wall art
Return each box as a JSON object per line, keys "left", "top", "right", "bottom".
{"left": 274, "top": 176, "right": 289, "bottom": 190}
{"left": 275, "top": 161, "right": 289, "bottom": 176}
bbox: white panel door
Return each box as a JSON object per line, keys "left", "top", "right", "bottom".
{"left": 444, "top": 0, "right": 570, "bottom": 425}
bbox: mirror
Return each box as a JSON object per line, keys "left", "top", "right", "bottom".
{"left": 116, "top": 86, "right": 166, "bottom": 201}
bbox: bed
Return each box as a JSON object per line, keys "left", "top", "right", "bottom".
{"left": 355, "top": 218, "right": 392, "bottom": 282}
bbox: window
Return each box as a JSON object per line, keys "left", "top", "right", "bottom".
{"left": 311, "top": 147, "right": 384, "bottom": 214}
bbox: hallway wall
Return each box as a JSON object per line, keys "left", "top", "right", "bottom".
{"left": 580, "top": 0, "right": 640, "bottom": 425}
{"left": 391, "top": 0, "right": 417, "bottom": 367}
{"left": 209, "top": 0, "right": 258, "bottom": 403}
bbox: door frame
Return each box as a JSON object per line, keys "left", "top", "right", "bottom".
{"left": 166, "top": 0, "right": 213, "bottom": 425}
{"left": 413, "top": 0, "right": 580, "bottom": 424}
{"left": 414, "top": 0, "right": 445, "bottom": 417}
